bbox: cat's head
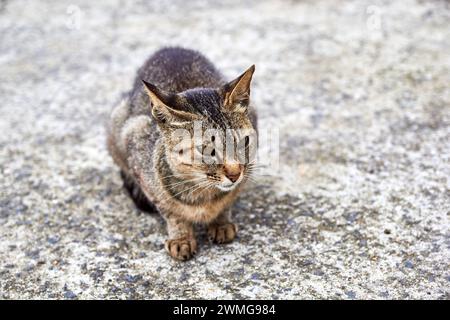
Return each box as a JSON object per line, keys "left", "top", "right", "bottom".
{"left": 143, "top": 65, "right": 256, "bottom": 192}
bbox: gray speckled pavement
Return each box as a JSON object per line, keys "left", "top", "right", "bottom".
{"left": 1, "top": 0, "right": 449, "bottom": 299}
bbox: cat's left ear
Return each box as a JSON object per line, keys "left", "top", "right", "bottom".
{"left": 222, "top": 65, "right": 255, "bottom": 112}
{"left": 142, "top": 80, "right": 199, "bottom": 126}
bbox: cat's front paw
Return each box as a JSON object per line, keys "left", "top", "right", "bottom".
{"left": 165, "top": 236, "right": 197, "bottom": 261}
{"left": 208, "top": 223, "right": 237, "bottom": 244}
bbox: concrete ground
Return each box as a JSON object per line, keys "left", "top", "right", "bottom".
{"left": 0, "top": 0, "right": 449, "bottom": 299}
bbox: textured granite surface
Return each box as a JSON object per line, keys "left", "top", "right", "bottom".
{"left": 0, "top": 0, "right": 449, "bottom": 299}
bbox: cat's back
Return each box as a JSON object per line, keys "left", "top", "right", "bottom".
{"left": 132, "top": 47, "right": 225, "bottom": 93}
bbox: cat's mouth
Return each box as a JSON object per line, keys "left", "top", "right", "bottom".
{"left": 216, "top": 174, "right": 243, "bottom": 192}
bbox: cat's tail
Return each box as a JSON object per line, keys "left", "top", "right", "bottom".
{"left": 120, "top": 170, "right": 158, "bottom": 214}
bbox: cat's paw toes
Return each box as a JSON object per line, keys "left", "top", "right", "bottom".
{"left": 208, "top": 223, "right": 237, "bottom": 244}
{"left": 165, "top": 236, "right": 197, "bottom": 261}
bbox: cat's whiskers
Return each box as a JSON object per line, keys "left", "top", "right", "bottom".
{"left": 159, "top": 172, "right": 201, "bottom": 180}
{"left": 162, "top": 176, "right": 205, "bottom": 189}
{"left": 158, "top": 179, "right": 211, "bottom": 205}
{"left": 186, "top": 180, "right": 215, "bottom": 201}
{"left": 172, "top": 180, "right": 212, "bottom": 203}
{"left": 195, "top": 181, "right": 217, "bottom": 199}
{"left": 246, "top": 162, "right": 270, "bottom": 177}
{"left": 244, "top": 175, "right": 258, "bottom": 184}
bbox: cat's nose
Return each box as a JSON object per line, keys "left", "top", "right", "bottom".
{"left": 224, "top": 163, "right": 242, "bottom": 183}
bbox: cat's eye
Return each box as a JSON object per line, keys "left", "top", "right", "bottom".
{"left": 211, "top": 149, "right": 216, "bottom": 157}
{"left": 211, "top": 135, "right": 215, "bottom": 142}
{"left": 179, "top": 149, "right": 183, "bottom": 156}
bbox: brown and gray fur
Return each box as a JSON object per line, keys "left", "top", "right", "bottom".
{"left": 107, "top": 47, "right": 257, "bottom": 260}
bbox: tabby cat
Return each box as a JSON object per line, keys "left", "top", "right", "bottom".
{"left": 107, "top": 47, "right": 257, "bottom": 260}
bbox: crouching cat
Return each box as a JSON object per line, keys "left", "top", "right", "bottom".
{"left": 107, "top": 47, "right": 257, "bottom": 260}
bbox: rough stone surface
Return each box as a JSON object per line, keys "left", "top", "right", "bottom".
{"left": 0, "top": 0, "right": 449, "bottom": 299}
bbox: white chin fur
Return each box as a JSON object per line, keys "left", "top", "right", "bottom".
{"left": 216, "top": 175, "right": 243, "bottom": 192}
{"left": 216, "top": 184, "right": 236, "bottom": 192}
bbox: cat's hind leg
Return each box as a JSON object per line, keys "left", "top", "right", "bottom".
{"left": 120, "top": 170, "right": 157, "bottom": 213}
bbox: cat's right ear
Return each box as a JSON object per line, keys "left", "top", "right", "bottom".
{"left": 142, "top": 80, "right": 197, "bottom": 126}
{"left": 221, "top": 65, "right": 255, "bottom": 112}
